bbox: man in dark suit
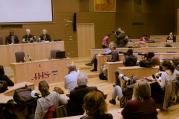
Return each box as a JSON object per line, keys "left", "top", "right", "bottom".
{"left": 22, "top": 29, "right": 36, "bottom": 43}
{"left": 5, "top": 31, "right": 19, "bottom": 44}
{"left": 68, "top": 72, "right": 103, "bottom": 116}
{"left": 39, "top": 29, "right": 51, "bottom": 42}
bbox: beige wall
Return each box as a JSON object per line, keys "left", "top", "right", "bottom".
{"left": 0, "top": 0, "right": 116, "bottom": 57}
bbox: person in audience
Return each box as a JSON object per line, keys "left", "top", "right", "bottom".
{"left": 86, "top": 43, "right": 112, "bottom": 71}
{"left": 114, "top": 28, "right": 128, "bottom": 47}
{"left": 68, "top": 72, "right": 104, "bottom": 116}
{"left": 166, "top": 32, "right": 176, "bottom": 42}
{"left": 5, "top": 30, "right": 19, "bottom": 44}
{"left": 121, "top": 79, "right": 158, "bottom": 119}
{"left": 107, "top": 46, "right": 119, "bottom": 62}
{"left": 35, "top": 80, "right": 68, "bottom": 119}
{"left": 139, "top": 52, "right": 160, "bottom": 67}
{"left": 22, "top": 29, "right": 36, "bottom": 43}
{"left": 102, "top": 34, "right": 110, "bottom": 48}
{"left": 123, "top": 49, "right": 137, "bottom": 66}
{"left": 64, "top": 64, "right": 79, "bottom": 92}
{"left": 0, "top": 65, "right": 14, "bottom": 86}
{"left": 81, "top": 91, "right": 113, "bottom": 119}
{"left": 109, "top": 71, "right": 123, "bottom": 105}
{"left": 39, "top": 29, "right": 51, "bottom": 42}
{"left": 155, "top": 60, "right": 176, "bottom": 110}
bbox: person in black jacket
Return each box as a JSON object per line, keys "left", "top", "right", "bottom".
{"left": 0, "top": 65, "right": 14, "bottom": 86}
{"left": 5, "top": 31, "right": 19, "bottom": 44}
{"left": 123, "top": 49, "right": 137, "bottom": 66}
{"left": 68, "top": 72, "right": 104, "bottom": 116}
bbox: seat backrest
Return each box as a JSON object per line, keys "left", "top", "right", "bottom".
{"left": 15, "top": 52, "right": 25, "bottom": 62}
{"left": 0, "top": 37, "right": 3, "bottom": 45}
{"left": 50, "top": 50, "right": 60, "bottom": 59}
{"left": 56, "top": 105, "right": 67, "bottom": 118}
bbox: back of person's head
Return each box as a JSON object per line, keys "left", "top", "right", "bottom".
{"left": 0, "top": 65, "right": 5, "bottom": 76}
{"left": 77, "top": 72, "right": 88, "bottom": 86}
{"left": 67, "top": 64, "right": 77, "bottom": 73}
{"left": 162, "top": 60, "right": 175, "bottom": 73}
{"left": 126, "top": 49, "right": 133, "bottom": 55}
{"left": 83, "top": 91, "right": 107, "bottom": 116}
{"left": 38, "top": 80, "right": 50, "bottom": 97}
{"left": 151, "top": 57, "right": 160, "bottom": 66}
{"left": 132, "top": 79, "right": 151, "bottom": 101}
{"left": 146, "top": 52, "right": 155, "bottom": 59}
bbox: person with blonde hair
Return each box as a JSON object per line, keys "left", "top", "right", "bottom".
{"left": 35, "top": 80, "right": 68, "bottom": 119}
{"left": 81, "top": 91, "right": 112, "bottom": 119}
{"left": 122, "top": 79, "right": 158, "bottom": 119}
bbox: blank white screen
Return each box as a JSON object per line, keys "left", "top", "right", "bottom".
{"left": 0, "top": 0, "right": 52, "bottom": 23}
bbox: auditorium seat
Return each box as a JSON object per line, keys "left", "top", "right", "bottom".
{"left": 15, "top": 51, "right": 25, "bottom": 62}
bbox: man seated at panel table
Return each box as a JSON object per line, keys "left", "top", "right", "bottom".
{"left": 22, "top": 29, "right": 36, "bottom": 43}
{"left": 5, "top": 30, "right": 19, "bottom": 44}
{"left": 38, "top": 29, "right": 51, "bottom": 42}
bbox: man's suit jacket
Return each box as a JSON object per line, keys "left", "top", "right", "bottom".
{"left": 5, "top": 35, "right": 19, "bottom": 44}
{"left": 39, "top": 34, "right": 51, "bottom": 41}
{"left": 22, "top": 34, "right": 35, "bottom": 43}
{"left": 69, "top": 85, "right": 97, "bottom": 116}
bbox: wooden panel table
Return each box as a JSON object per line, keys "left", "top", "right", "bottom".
{"left": 106, "top": 61, "right": 124, "bottom": 83}
{"left": 11, "top": 58, "right": 71, "bottom": 86}
{"left": 118, "top": 66, "right": 159, "bottom": 79}
{"left": 0, "top": 41, "right": 64, "bottom": 66}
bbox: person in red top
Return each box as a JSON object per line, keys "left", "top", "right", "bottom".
{"left": 102, "top": 34, "right": 110, "bottom": 48}
{"left": 121, "top": 79, "right": 158, "bottom": 119}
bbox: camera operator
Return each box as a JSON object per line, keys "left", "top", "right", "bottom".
{"left": 113, "top": 28, "right": 128, "bottom": 47}
{"left": 139, "top": 52, "right": 160, "bottom": 67}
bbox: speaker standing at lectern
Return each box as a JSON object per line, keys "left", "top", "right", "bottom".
{"left": 22, "top": 29, "right": 36, "bottom": 43}
{"left": 5, "top": 30, "right": 19, "bottom": 44}
{"left": 38, "top": 29, "right": 51, "bottom": 42}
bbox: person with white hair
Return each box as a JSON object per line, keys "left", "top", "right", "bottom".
{"left": 68, "top": 72, "right": 104, "bottom": 116}
{"left": 39, "top": 29, "right": 51, "bottom": 42}
{"left": 64, "top": 64, "right": 79, "bottom": 91}
{"left": 22, "top": 29, "right": 36, "bottom": 43}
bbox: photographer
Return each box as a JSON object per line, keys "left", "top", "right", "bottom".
{"left": 113, "top": 28, "right": 128, "bottom": 47}
{"left": 139, "top": 52, "right": 160, "bottom": 67}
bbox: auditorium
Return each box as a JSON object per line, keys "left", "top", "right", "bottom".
{"left": 0, "top": 0, "right": 179, "bottom": 119}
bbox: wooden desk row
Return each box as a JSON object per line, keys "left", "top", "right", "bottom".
{"left": 90, "top": 47, "right": 179, "bottom": 58}
{"left": 0, "top": 41, "right": 64, "bottom": 66}
{"left": 11, "top": 58, "right": 72, "bottom": 86}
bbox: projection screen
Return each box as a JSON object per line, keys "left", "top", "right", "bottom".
{"left": 0, "top": 0, "right": 53, "bottom": 23}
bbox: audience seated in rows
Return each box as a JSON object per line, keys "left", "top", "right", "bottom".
{"left": 81, "top": 91, "right": 113, "bottom": 119}
{"left": 68, "top": 72, "right": 104, "bottom": 116}
{"left": 35, "top": 80, "right": 68, "bottom": 119}
{"left": 121, "top": 79, "right": 158, "bottom": 119}
{"left": 64, "top": 64, "right": 79, "bottom": 92}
